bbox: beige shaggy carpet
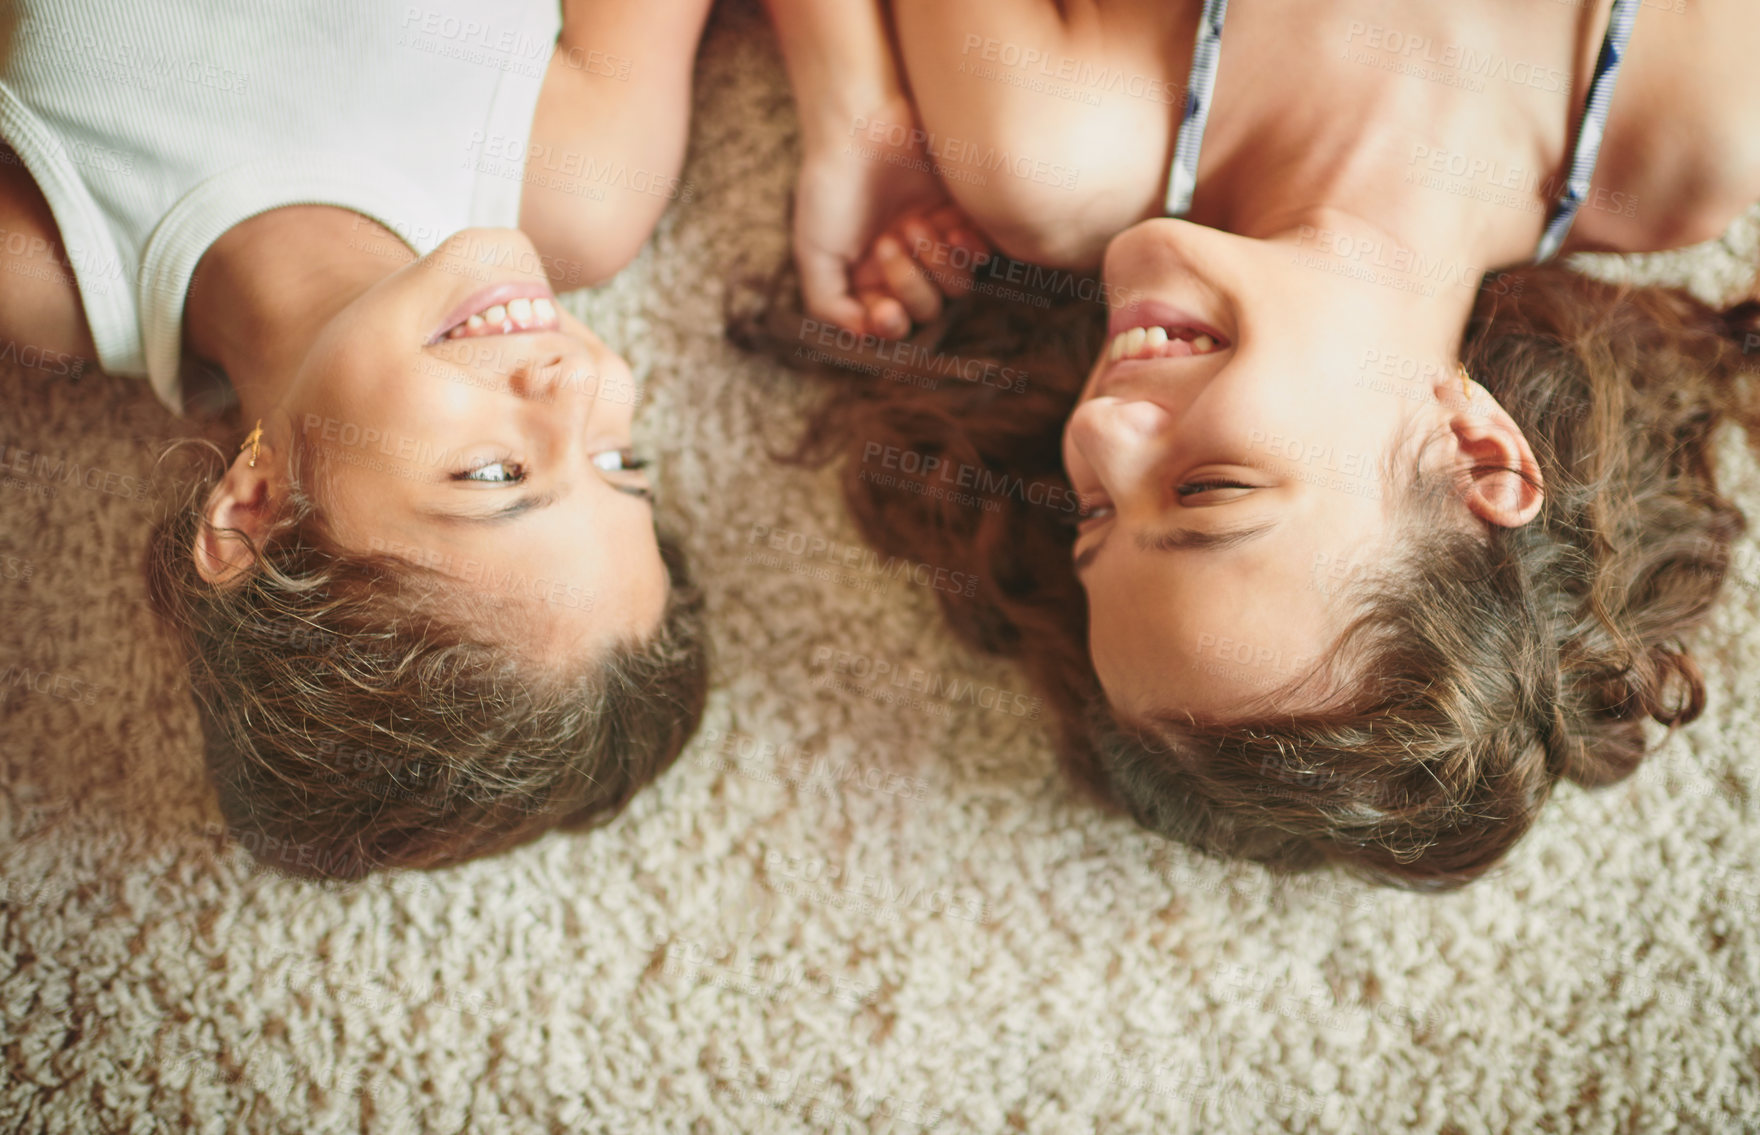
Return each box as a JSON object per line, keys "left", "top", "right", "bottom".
{"left": 4, "top": 3, "right": 1759, "bottom": 1131}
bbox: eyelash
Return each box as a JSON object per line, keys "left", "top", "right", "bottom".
{"left": 454, "top": 457, "right": 525, "bottom": 484}
{"left": 451, "top": 450, "right": 655, "bottom": 500}
{"left": 596, "top": 448, "right": 655, "bottom": 501}
{"left": 1178, "top": 480, "right": 1253, "bottom": 497}
{"left": 592, "top": 448, "right": 649, "bottom": 474}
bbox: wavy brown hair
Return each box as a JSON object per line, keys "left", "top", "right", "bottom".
{"left": 740, "top": 262, "right": 1760, "bottom": 890}
{"left": 146, "top": 444, "right": 709, "bottom": 881}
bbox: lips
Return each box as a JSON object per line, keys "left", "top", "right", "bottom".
{"left": 1103, "top": 324, "right": 1224, "bottom": 363}
{"left": 1107, "top": 299, "right": 1227, "bottom": 342}
{"left": 1102, "top": 300, "right": 1229, "bottom": 366}
{"left": 431, "top": 282, "right": 560, "bottom": 343}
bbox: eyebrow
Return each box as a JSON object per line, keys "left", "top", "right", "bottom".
{"left": 1074, "top": 519, "right": 1279, "bottom": 572}
{"left": 423, "top": 487, "right": 565, "bottom": 525}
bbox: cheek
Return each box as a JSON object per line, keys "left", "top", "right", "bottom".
{"left": 572, "top": 509, "right": 669, "bottom": 631}
{"left": 1087, "top": 628, "right": 1162, "bottom": 725}
{"left": 302, "top": 475, "right": 391, "bottom": 553}
{"left": 1082, "top": 577, "right": 1158, "bottom": 698}
{"left": 1059, "top": 418, "right": 1085, "bottom": 476}
{"left": 291, "top": 338, "right": 430, "bottom": 444}
{"left": 630, "top": 522, "right": 670, "bottom": 616}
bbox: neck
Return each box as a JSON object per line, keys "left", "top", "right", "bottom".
{"left": 1198, "top": 114, "right": 1543, "bottom": 355}
{"left": 1186, "top": 2, "right": 1590, "bottom": 291}
{"left": 185, "top": 206, "right": 416, "bottom": 424}
{"left": 1201, "top": 114, "right": 1549, "bottom": 285}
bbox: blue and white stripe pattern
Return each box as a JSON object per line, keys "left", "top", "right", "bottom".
{"left": 1162, "top": 0, "right": 1229, "bottom": 218}
{"left": 1533, "top": 0, "right": 1640, "bottom": 262}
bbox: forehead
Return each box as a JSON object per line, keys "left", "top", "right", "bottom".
{"left": 1088, "top": 509, "right": 1389, "bottom": 721}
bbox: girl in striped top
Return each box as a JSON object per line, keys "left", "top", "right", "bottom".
{"left": 763, "top": 0, "right": 1760, "bottom": 886}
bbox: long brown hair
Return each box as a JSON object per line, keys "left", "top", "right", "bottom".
{"left": 146, "top": 444, "right": 709, "bottom": 881}
{"left": 742, "top": 264, "right": 1760, "bottom": 889}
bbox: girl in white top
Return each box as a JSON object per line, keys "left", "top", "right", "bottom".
{"left": 0, "top": 0, "right": 714, "bottom": 880}
{"left": 758, "top": 0, "right": 1760, "bottom": 887}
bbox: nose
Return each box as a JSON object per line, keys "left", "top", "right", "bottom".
{"left": 1065, "top": 396, "right": 1178, "bottom": 511}
{"left": 513, "top": 346, "right": 588, "bottom": 397}
{"left": 554, "top": 350, "right": 613, "bottom": 438}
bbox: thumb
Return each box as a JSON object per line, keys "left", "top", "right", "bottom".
{"left": 796, "top": 245, "right": 868, "bottom": 335}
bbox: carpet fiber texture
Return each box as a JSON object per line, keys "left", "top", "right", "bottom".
{"left": 3, "top": 4, "right": 1759, "bottom": 1131}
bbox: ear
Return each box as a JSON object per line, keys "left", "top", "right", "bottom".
{"left": 192, "top": 448, "right": 280, "bottom": 585}
{"left": 1445, "top": 394, "right": 1544, "bottom": 528}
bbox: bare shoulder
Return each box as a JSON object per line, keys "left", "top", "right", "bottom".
{"left": 1574, "top": 0, "right": 1760, "bottom": 252}
{"left": 0, "top": 145, "right": 96, "bottom": 365}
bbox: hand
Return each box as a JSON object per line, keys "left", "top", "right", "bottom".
{"left": 848, "top": 203, "right": 991, "bottom": 339}
{"left": 792, "top": 100, "right": 990, "bottom": 338}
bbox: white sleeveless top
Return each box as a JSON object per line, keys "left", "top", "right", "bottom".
{"left": 0, "top": 0, "right": 562, "bottom": 413}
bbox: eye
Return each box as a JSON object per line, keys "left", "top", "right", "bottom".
{"left": 592, "top": 448, "right": 654, "bottom": 501}
{"left": 591, "top": 448, "right": 649, "bottom": 473}
{"left": 1177, "top": 480, "right": 1255, "bottom": 502}
{"left": 454, "top": 459, "right": 526, "bottom": 484}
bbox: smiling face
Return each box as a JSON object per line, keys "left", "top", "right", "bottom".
{"left": 1062, "top": 217, "right": 1535, "bottom": 723}
{"left": 272, "top": 227, "right": 667, "bottom": 664}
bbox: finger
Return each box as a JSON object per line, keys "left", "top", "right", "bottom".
{"left": 925, "top": 202, "right": 993, "bottom": 266}
{"left": 940, "top": 225, "right": 993, "bottom": 277}
{"left": 928, "top": 205, "right": 991, "bottom": 258}
{"left": 857, "top": 290, "right": 912, "bottom": 341}
{"left": 795, "top": 246, "right": 869, "bottom": 334}
{"left": 852, "top": 253, "right": 912, "bottom": 338}
{"left": 925, "top": 203, "right": 975, "bottom": 235}
{"left": 873, "top": 234, "right": 944, "bottom": 325}
{"left": 887, "top": 214, "right": 939, "bottom": 266}
{"left": 898, "top": 216, "right": 971, "bottom": 298}
{"left": 851, "top": 250, "right": 888, "bottom": 294}
{"left": 947, "top": 227, "right": 990, "bottom": 265}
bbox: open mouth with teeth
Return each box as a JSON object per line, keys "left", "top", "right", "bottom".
{"left": 437, "top": 294, "right": 561, "bottom": 342}
{"left": 1104, "top": 324, "right": 1228, "bottom": 363}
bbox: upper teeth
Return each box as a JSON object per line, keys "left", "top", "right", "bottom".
{"left": 446, "top": 295, "right": 559, "bottom": 339}
{"left": 1106, "top": 325, "right": 1221, "bottom": 362}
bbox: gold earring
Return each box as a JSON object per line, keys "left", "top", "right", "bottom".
{"left": 1457, "top": 362, "right": 1472, "bottom": 398}
{"left": 241, "top": 420, "right": 264, "bottom": 468}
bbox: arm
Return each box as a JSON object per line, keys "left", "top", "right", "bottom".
{"left": 0, "top": 147, "right": 97, "bottom": 369}
{"left": 764, "top": 0, "right": 989, "bottom": 337}
{"left": 519, "top": 0, "right": 716, "bottom": 290}
{"left": 764, "top": 0, "right": 903, "bottom": 151}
